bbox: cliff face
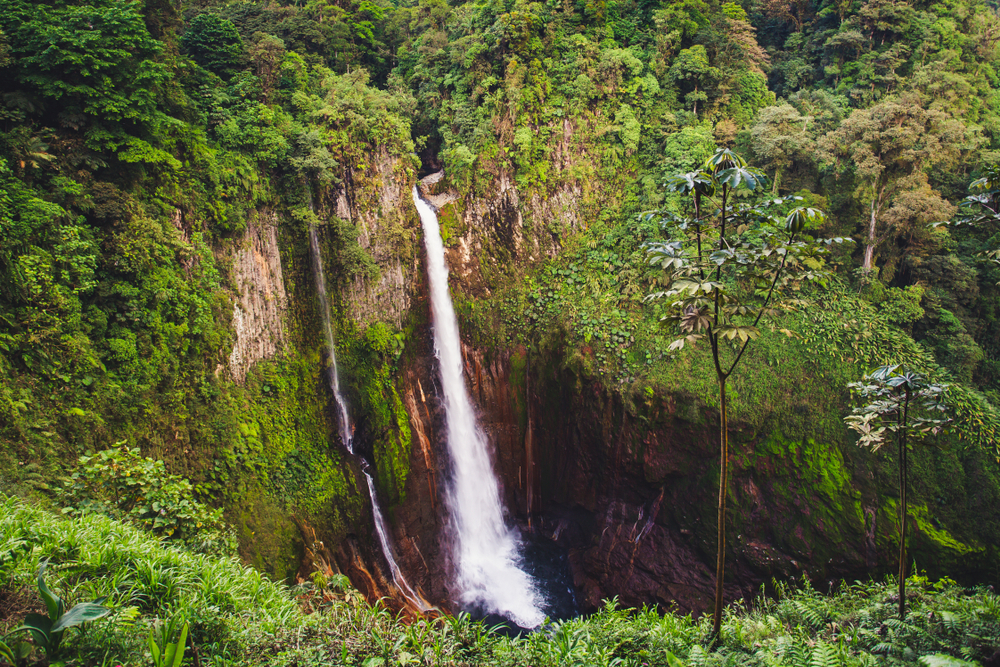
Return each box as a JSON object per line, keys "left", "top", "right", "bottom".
{"left": 337, "top": 149, "right": 421, "bottom": 331}
{"left": 389, "top": 335, "right": 997, "bottom": 615}
{"left": 223, "top": 156, "right": 999, "bottom": 616}
{"left": 227, "top": 211, "right": 288, "bottom": 383}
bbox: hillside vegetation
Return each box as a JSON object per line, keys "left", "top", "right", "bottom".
{"left": 1, "top": 496, "right": 999, "bottom": 666}
{"left": 2, "top": 0, "right": 1000, "bottom": 658}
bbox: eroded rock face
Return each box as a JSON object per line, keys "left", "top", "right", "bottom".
{"left": 380, "top": 330, "right": 996, "bottom": 616}
{"left": 337, "top": 149, "right": 421, "bottom": 331}
{"left": 228, "top": 211, "right": 288, "bottom": 382}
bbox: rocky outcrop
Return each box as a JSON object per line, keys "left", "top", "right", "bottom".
{"left": 227, "top": 210, "right": 288, "bottom": 382}
{"left": 412, "top": 120, "right": 604, "bottom": 297}
{"left": 336, "top": 151, "right": 421, "bottom": 331}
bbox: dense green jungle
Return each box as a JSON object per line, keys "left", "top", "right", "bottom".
{"left": 2, "top": 0, "right": 1000, "bottom": 664}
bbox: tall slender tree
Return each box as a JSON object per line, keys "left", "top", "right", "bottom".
{"left": 845, "top": 365, "right": 950, "bottom": 619}
{"left": 643, "top": 149, "right": 849, "bottom": 637}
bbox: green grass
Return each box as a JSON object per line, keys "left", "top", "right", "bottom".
{"left": 1, "top": 496, "right": 998, "bottom": 666}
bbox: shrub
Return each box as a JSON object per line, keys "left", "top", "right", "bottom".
{"left": 57, "top": 445, "right": 235, "bottom": 555}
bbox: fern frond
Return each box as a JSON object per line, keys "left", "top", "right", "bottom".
{"left": 810, "top": 642, "right": 841, "bottom": 667}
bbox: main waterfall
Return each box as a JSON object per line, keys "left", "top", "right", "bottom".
{"left": 307, "top": 224, "right": 429, "bottom": 613}
{"left": 413, "top": 186, "right": 544, "bottom": 629}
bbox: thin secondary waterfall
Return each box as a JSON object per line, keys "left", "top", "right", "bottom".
{"left": 413, "top": 186, "right": 544, "bottom": 629}
{"left": 307, "top": 224, "right": 429, "bottom": 612}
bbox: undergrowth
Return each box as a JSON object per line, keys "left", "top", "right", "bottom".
{"left": 1, "top": 496, "right": 997, "bottom": 666}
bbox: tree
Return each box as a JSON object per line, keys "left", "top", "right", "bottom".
{"left": 249, "top": 33, "right": 286, "bottom": 103}
{"left": 758, "top": 0, "right": 813, "bottom": 32}
{"left": 0, "top": 0, "right": 170, "bottom": 150}
{"left": 748, "top": 103, "right": 814, "bottom": 194}
{"left": 818, "top": 93, "right": 979, "bottom": 274}
{"left": 669, "top": 45, "right": 720, "bottom": 114}
{"left": 181, "top": 14, "right": 244, "bottom": 78}
{"left": 844, "top": 365, "right": 949, "bottom": 619}
{"left": 643, "top": 149, "right": 848, "bottom": 637}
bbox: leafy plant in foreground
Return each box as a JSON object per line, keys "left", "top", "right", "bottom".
{"left": 845, "top": 365, "right": 950, "bottom": 619}
{"left": 148, "top": 616, "right": 188, "bottom": 667}
{"left": 7, "top": 560, "right": 110, "bottom": 661}
{"left": 643, "top": 148, "right": 848, "bottom": 638}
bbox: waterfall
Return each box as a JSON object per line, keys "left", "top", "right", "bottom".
{"left": 413, "top": 186, "right": 544, "bottom": 629}
{"left": 307, "top": 224, "right": 429, "bottom": 613}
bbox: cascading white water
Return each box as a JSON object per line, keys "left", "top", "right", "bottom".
{"left": 308, "top": 224, "right": 429, "bottom": 612}
{"left": 308, "top": 226, "right": 353, "bottom": 447}
{"left": 413, "top": 185, "right": 544, "bottom": 629}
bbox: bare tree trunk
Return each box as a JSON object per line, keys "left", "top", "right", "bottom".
{"left": 863, "top": 201, "right": 877, "bottom": 271}
{"left": 898, "top": 389, "right": 910, "bottom": 619}
{"left": 712, "top": 376, "right": 729, "bottom": 638}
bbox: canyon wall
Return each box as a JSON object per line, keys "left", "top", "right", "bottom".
{"left": 222, "top": 154, "right": 999, "bottom": 615}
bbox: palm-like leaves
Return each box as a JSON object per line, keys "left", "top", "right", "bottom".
{"left": 845, "top": 364, "right": 950, "bottom": 620}
{"left": 642, "top": 148, "right": 850, "bottom": 637}
{"left": 845, "top": 365, "right": 950, "bottom": 450}
{"left": 665, "top": 171, "right": 715, "bottom": 197}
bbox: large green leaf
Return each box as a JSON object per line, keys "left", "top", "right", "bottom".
{"left": 716, "top": 166, "right": 767, "bottom": 191}
{"left": 50, "top": 602, "right": 111, "bottom": 632}
{"left": 18, "top": 612, "right": 52, "bottom": 647}
{"left": 167, "top": 622, "right": 188, "bottom": 667}
{"left": 36, "top": 560, "right": 63, "bottom": 622}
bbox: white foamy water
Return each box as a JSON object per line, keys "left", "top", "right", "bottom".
{"left": 308, "top": 223, "right": 429, "bottom": 612}
{"left": 413, "top": 185, "right": 544, "bottom": 629}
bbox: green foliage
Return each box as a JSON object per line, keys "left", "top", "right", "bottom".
{"left": 817, "top": 93, "right": 980, "bottom": 273}
{"left": 846, "top": 365, "right": 952, "bottom": 619}
{"left": 57, "top": 446, "right": 235, "bottom": 555}
{"left": 1, "top": 0, "right": 1000, "bottom": 645}
{"left": 3, "top": 497, "right": 1000, "bottom": 666}
{"left": 8, "top": 560, "right": 111, "bottom": 660}
{"left": 182, "top": 14, "right": 244, "bottom": 78}
{"left": 845, "top": 366, "right": 950, "bottom": 452}
{"left": 148, "top": 616, "right": 188, "bottom": 667}
{"left": 645, "top": 147, "right": 849, "bottom": 635}
{"left": 0, "top": 0, "right": 170, "bottom": 151}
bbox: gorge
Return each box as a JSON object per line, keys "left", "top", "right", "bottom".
{"left": 2, "top": 0, "right": 1000, "bottom": 662}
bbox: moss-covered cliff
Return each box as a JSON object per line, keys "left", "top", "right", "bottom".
{"left": 3, "top": 0, "right": 1000, "bottom": 619}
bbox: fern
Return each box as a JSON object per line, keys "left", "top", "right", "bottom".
{"left": 773, "top": 635, "right": 810, "bottom": 667}
{"left": 871, "top": 642, "right": 896, "bottom": 656}
{"left": 686, "top": 644, "right": 710, "bottom": 667}
{"left": 938, "top": 611, "right": 961, "bottom": 633}
{"left": 790, "top": 599, "right": 828, "bottom": 630}
{"left": 810, "top": 642, "right": 841, "bottom": 667}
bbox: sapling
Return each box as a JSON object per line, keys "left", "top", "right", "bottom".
{"left": 643, "top": 148, "right": 849, "bottom": 637}
{"left": 845, "top": 364, "right": 950, "bottom": 619}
